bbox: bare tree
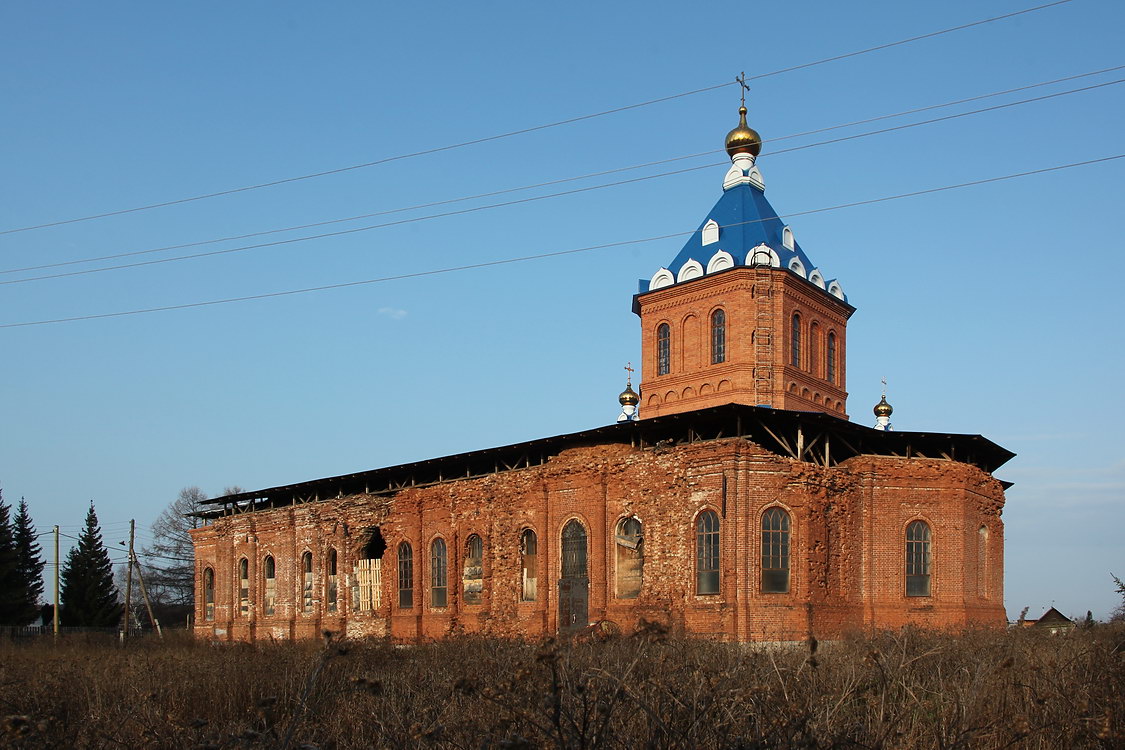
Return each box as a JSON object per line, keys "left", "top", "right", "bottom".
{"left": 141, "top": 487, "right": 208, "bottom": 611}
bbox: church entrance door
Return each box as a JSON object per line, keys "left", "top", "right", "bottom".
{"left": 558, "top": 520, "right": 589, "bottom": 633}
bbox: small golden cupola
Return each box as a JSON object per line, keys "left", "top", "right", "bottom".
{"left": 874, "top": 390, "right": 894, "bottom": 431}
{"left": 725, "top": 105, "right": 762, "bottom": 158}
{"left": 617, "top": 364, "right": 640, "bottom": 422}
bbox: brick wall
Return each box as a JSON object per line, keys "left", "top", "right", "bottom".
{"left": 192, "top": 436, "right": 1006, "bottom": 643}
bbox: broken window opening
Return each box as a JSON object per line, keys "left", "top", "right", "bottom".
{"left": 761, "top": 508, "right": 790, "bottom": 594}
{"left": 463, "top": 534, "right": 483, "bottom": 605}
{"left": 615, "top": 516, "right": 643, "bottom": 599}
{"left": 301, "top": 551, "right": 314, "bottom": 613}
{"left": 906, "top": 520, "right": 931, "bottom": 597}
{"left": 398, "top": 542, "right": 414, "bottom": 609}
{"left": 263, "top": 555, "right": 277, "bottom": 616}
{"left": 238, "top": 558, "right": 249, "bottom": 617}
{"left": 353, "top": 528, "right": 385, "bottom": 612}
{"left": 326, "top": 548, "right": 338, "bottom": 613}
{"left": 520, "top": 529, "right": 538, "bottom": 602}
{"left": 431, "top": 538, "right": 448, "bottom": 608}
{"left": 696, "top": 510, "right": 720, "bottom": 595}
{"left": 203, "top": 567, "right": 215, "bottom": 621}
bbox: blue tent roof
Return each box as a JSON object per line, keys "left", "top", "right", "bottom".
{"left": 637, "top": 174, "right": 845, "bottom": 303}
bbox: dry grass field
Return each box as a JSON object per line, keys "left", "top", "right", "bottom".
{"left": 0, "top": 623, "right": 1121, "bottom": 749}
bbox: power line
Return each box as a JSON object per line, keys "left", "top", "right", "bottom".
{"left": 4, "top": 75, "right": 1120, "bottom": 287}
{"left": 2, "top": 153, "right": 1118, "bottom": 329}
{"left": 0, "top": 0, "right": 1075, "bottom": 236}
{"left": 5, "top": 61, "right": 1121, "bottom": 278}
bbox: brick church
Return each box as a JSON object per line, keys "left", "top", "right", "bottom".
{"left": 190, "top": 102, "right": 1012, "bottom": 642}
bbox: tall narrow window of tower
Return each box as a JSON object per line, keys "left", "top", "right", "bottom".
{"left": 809, "top": 322, "right": 819, "bottom": 377}
{"left": 463, "top": 534, "right": 483, "bottom": 604}
{"left": 327, "top": 548, "right": 338, "bottom": 612}
{"left": 203, "top": 568, "right": 215, "bottom": 621}
{"left": 615, "top": 517, "right": 644, "bottom": 599}
{"left": 520, "top": 529, "right": 538, "bottom": 602}
{"left": 790, "top": 314, "right": 801, "bottom": 368}
{"left": 301, "top": 551, "right": 313, "bottom": 613}
{"left": 827, "top": 333, "right": 837, "bottom": 384}
{"left": 397, "top": 542, "right": 413, "bottom": 609}
{"left": 761, "top": 508, "right": 791, "bottom": 593}
{"left": 906, "top": 521, "right": 932, "bottom": 597}
{"left": 263, "top": 555, "right": 276, "bottom": 616}
{"left": 238, "top": 558, "right": 249, "bottom": 616}
{"left": 711, "top": 309, "right": 726, "bottom": 364}
{"left": 657, "top": 323, "right": 671, "bottom": 375}
{"left": 977, "top": 526, "right": 989, "bottom": 599}
{"left": 430, "top": 538, "right": 448, "bottom": 608}
{"left": 695, "top": 510, "right": 720, "bottom": 595}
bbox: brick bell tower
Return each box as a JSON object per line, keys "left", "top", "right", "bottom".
{"left": 634, "top": 99, "right": 855, "bottom": 419}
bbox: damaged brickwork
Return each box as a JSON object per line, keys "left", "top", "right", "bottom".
{"left": 191, "top": 435, "right": 1006, "bottom": 643}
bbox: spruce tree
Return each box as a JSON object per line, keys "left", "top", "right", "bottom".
{"left": 0, "top": 493, "right": 22, "bottom": 623}
{"left": 13, "top": 499, "right": 45, "bottom": 624}
{"left": 60, "top": 503, "right": 121, "bottom": 627}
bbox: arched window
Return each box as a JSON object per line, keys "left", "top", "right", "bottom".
{"left": 827, "top": 333, "right": 837, "bottom": 384}
{"left": 354, "top": 529, "right": 385, "bottom": 612}
{"left": 301, "top": 551, "right": 313, "bottom": 613}
{"left": 615, "top": 517, "right": 643, "bottom": 599}
{"left": 238, "top": 558, "right": 249, "bottom": 617}
{"left": 430, "top": 538, "right": 448, "bottom": 608}
{"left": 809, "top": 322, "right": 819, "bottom": 377}
{"left": 263, "top": 555, "right": 276, "bottom": 616}
{"left": 463, "top": 534, "right": 483, "bottom": 605}
{"left": 695, "top": 511, "right": 720, "bottom": 595}
{"left": 398, "top": 542, "right": 413, "bottom": 609}
{"left": 561, "top": 520, "right": 587, "bottom": 580}
{"left": 790, "top": 314, "right": 801, "bottom": 368}
{"left": 761, "top": 508, "right": 790, "bottom": 593}
{"left": 906, "top": 521, "right": 932, "bottom": 596}
{"left": 711, "top": 309, "right": 726, "bottom": 364}
{"left": 657, "top": 323, "right": 671, "bottom": 376}
{"left": 520, "top": 529, "right": 538, "bottom": 602}
{"left": 203, "top": 568, "right": 215, "bottom": 621}
{"left": 326, "top": 549, "right": 339, "bottom": 613}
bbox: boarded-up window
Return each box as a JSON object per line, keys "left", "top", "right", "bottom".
{"left": 761, "top": 508, "right": 790, "bottom": 594}
{"left": 431, "top": 538, "right": 448, "bottom": 608}
{"left": 521, "top": 529, "right": 538, "bottom": 602}
{"left": 326, "top": 549, "right": 338, "bottom": 613}
{"left": 353, "top": 529, "right": 386, "bottom": 612}
{"left": 696, "top": 511, "right": 720, "bottom": 595}
{"left": 301, "top": 552, "right": 313, "bottom": 613}
{"left": 398, "top": 542, "right": 413, "bottom": 609}
{"left": 263, "top": 556, "right": 276, "bottom": 616}
{"left": 906, "top": 521, "right": 931, "bottom": 597}
{"left": 238, "top": 558, "right": 249, "bottom": 616}
{"left": 203, "top": 568, "right": 215, "bottom": 621}
{"left": 463, "top": 534, "right": 483, "bottom": 605}
{"left": 615, "top": 517, "right": 643, "bottom": 599}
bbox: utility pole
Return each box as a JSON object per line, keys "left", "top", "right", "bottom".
{"left": 132, "top": 552, "right": 163, "bottom": 639}
{"left": 120, "top": 519, "right": 135, "bottom": 642}
{"left": 53, "top": 525, "right": 60, "bottom": 638}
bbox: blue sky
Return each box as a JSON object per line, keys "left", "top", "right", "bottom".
{"left": 1, "top": 1, "right": 1122, "bottom": 621}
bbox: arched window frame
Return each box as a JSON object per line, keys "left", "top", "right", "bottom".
{"left": 615, "top": 516, "right": 644, "bottom": 599}
{"left": 263, "top": 555, "right": 276, "bottom": 616}
{"left": 238, "top": 558, "right": 249, "bottom": 617}
{"left": 430, "top": 537, "right": 448, "bottom": 608}
{"left": 203, "top": 567, "right": 215, "bottom": 621}
{"left": 906, "top": 520, "right": 932, "bottom": 597}
{"left": 710, "top": 309, "right": 726, "bottom": 365}
{"left": 520, "top": 529, "right": 538, "bottom": 602}
{"left": 300, "top": 551, "right": 314, "bottom": 613}
{"left": 463, "top": 533, "right": 484, "bottom": 605}
{"left": 695, "top": 510, "right": 720, "bottom": 595}
{"left": 561, "top": 519, "right": 588, "bottom": 580}
{"left": 761, "top": 508, "right": 791, "bottom": 594}
{"left": 790, "top": 314, "right": 801, "bottom": 368}
{"left": 657, "top": 323, "right": 671, "bottom": 376}
{"left": 809, "top": 322, "right": 819, "bottom": 378}
{"left": 326, "top": 548, "right": 339, "bottom": 613}
{"left": 827, "top": 333, "right": 837, "bottom": 384}
{"left": 398, "top": 542, "right": 414, "bottom": 609}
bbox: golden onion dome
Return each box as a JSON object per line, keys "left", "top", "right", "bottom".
{"left": 619, "top": 384, "right": 640, "bottom": 406}
{"left": 873, "top": 395, "right": 893, "bottom": 418}
{"left": 725, "top": 105, "right": 762, "bottom": 158}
